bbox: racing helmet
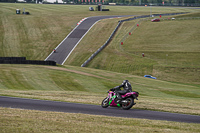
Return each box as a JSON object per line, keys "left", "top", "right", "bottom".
{"left": 123, "top": 80, "right": 129, "bottom": 84}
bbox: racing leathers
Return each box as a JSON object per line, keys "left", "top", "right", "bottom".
{"left": 111, "top": 80, "right": 132, "bottom": 101}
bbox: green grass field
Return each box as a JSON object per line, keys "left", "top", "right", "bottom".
{"left": 66, "top": 13, "right": 200, "bottom": 84}
{"left": 0, "top": 3, "right": 200, "bottom": 132}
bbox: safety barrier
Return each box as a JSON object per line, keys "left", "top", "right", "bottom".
{"left": 0, "top": 57, "right": 26, "bottom": 61}
{"left": 0, "top": 57, "right": 56, "bottom": 66}
{"left": 81, "top": 22, "right": 122, "bottom": 67}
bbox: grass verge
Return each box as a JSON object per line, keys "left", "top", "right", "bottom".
{"left": 0, "top": 107, "right": 200, "bottom": 133}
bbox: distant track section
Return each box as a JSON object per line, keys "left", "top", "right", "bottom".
{"left": 45, "top": 13, "right": 187, "bottom": 65}
{"left": 45, "top": 15, "right": 128, "bottom": 65}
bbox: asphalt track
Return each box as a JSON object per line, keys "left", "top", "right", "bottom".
{"left": 45, "top": 15, "right": 128, "bottom": 65}
{"left": 0, "top": 96, "right": 200, "bottom": 123}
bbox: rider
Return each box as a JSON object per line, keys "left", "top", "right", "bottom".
{"left": 110, "top": 80, "right": 132, "bottom": 103}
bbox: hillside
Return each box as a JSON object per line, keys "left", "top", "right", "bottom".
{"left": 66, "top": 12, "right": 200, "bottom": 85}
{"left": 0, "top": 3, "right": 199, "bottom": 113}
{"left": 0, "top": 3, "right": 197, "bottom": 59}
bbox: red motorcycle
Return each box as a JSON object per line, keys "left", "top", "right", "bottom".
{"left": 101, "top": 89, "right": 139, "bottom": 110}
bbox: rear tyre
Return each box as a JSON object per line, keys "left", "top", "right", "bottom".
{"left": 101, "top": 97, "right": 109, "bottom": 108}
{"left": 122, "top": 97, "right": 134, "bottom": 110}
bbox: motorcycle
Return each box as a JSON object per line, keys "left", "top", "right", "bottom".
{"left": 53, "top": 49, "right": 56, "bottom": 53}
{"left": 101, "top": 89, "right": 139, "bottom": 110}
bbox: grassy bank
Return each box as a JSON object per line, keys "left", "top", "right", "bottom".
{"left": 1, "top": 107, "right": 200, "bottom": 133}
{"left": 0, "top": 64, "right": 199, "bottom": 115}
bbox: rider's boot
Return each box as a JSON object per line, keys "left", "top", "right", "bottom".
{"left": 116, "top": 94, "right": 122, "bottom": 103}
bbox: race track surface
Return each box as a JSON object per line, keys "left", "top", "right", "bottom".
{"left": 1, "top": 96, "right": 200, "bottom": 123}
{"left": 45, "top": 15, "right": 128, "bottom": 65}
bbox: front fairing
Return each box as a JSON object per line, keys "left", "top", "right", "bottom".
{"left": 108, "top": 91, "right": 120, "bottom": 107}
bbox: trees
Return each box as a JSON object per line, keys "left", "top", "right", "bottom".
{"left": 0, "top": 0, "right": 199, "bottom": 5}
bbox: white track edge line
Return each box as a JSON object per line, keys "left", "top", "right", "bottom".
{"left": 61, "top": 19, "right": 101, "bottom": 65}
{"left": 44, "top": 17, "right": 88, "bottom": 61}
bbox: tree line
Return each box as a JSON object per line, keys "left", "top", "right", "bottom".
{"left": 0, "top": 0, "right": 200, "bottom": 5}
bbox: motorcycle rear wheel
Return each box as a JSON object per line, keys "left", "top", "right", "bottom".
{"left": 101, "top": 98, "right": 109, "bottom": 108}
{"left": 122, "top": 97, "right": 134, "bottom": 110}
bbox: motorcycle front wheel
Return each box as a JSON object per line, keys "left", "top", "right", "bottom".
{"left": 101, "top": 97, "right": 109, "bottom": 108}
{"left": 122, "top": 97, "right": 134, "bottom": 110}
